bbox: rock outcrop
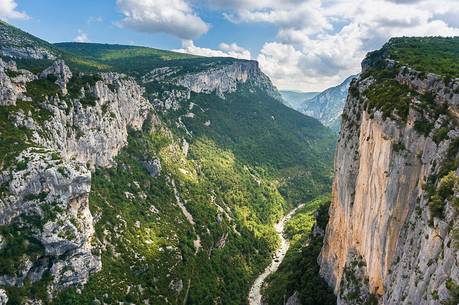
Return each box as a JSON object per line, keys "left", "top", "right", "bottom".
{"left": 39, "top": 59, "right": 72, "bottom": 94}
{"left": 144, "top": 60, "right": 281, "bottom": 101}
{"left": 0, "top": 60, "right": 151, "bottom": 297}
{"left": 319, "top": 48, "right": 459, "bottom": 304}
{"left": 37, "top": 72, "right": 151, "bottom": 168}
{"left": 0, "top": 58, "right": 36, "bottom": 106}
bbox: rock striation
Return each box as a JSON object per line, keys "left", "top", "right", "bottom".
{"left": 145, "top": 60, "right": 281, "bottom": 101}
{"left": 0, "top": 60, "right": 151, "bottom": 297}
{"left": 319, "top": 48, "right": 459, "bottom": 305}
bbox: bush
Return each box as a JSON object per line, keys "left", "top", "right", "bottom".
{"left": 413, "top": 119, "right": 433, "bottom": 136}
{"left": 432, "top": 127, "right": 449, "bottom": 144}
{"left": 437, "top": 171, "right": 458, "bottom": 200}
{"left": 428, "top": 195, "right": 444, "bottom": 219}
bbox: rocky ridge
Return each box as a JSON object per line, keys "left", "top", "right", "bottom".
{"left": 302, "top": 75, "right": 357, "bottom": 133}
{"left": 144, "top": 60, "right": 281, "bottom": 101}
{"left": 319, "top": 47, "right": 459, "bottom": 305}
{"left": 0, "top": 58, "right": 151, "bottom": 301}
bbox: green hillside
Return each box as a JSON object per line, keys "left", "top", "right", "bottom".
{"left": 387, "top": 37, "right": 459, "bottom": 78}
{"left": 0, "top": 21, "right": 336, "bottom": 305}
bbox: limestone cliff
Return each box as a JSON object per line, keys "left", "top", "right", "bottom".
{"left": 320, "top": 41, "right": 459, "bottom": 305}
{"left": 0, "top": 58, "right": 151, "bottom": 300}
{"left": 143, "top": 60, "right": 281, "bottom": 100}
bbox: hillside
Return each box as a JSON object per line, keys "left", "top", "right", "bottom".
{"left": 279, "top": 76, "right": 357, "bottom": 134}
{"left": 301, "top": 75, "right": 357, "bottom": 133}
{"left": 320, "top": 37, "right": 459, "bottom": 305}
{"left": 0, "top": 22, "right": 335, "bottom": 305}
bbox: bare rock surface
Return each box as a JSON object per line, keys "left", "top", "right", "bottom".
{"left": 319, "top": 56, "right": 459, "bottom": 305}
{"left": 0, "top": 60, "right": 151, "bottom": 297}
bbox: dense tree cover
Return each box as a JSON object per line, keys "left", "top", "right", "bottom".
{"left": 387, "top": 37, "right": 459, "bottom": 79}
{"left": 161, "top": 86, "right": 336, "bottom": 205}
{"left": 51, "top": 124, "right": 286, "bottom": 305}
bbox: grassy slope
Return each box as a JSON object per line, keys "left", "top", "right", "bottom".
{"left": 54, "top": 42, "right": 246, "bottom": 76}
{"left": 387, "top": 37, "right": 459, "bottom": 78}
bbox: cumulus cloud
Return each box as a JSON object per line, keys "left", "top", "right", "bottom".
{"left": 116, "top": 0, "right": 209, "bottom": 40}
{"left": 0, "top": 0, "right": 28, "bottom": 20}
{"left": 215, "top": 0, "right": 459, "bottom": 91}
{"left": 173, "top": 40, "right": 251, "bottom": 59}
{"left": 74, "top": 30, "right": 89, "bottom": 43}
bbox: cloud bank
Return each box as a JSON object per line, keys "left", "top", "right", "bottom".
{"left": 216, "top": 0, "right": 459, "bottom": 91}
{"left": 117, "top": 0, "right": 459, "bottom": 91}
{"left": 116, "top": 0, "right": 209, "bottom": 40}
{"left": 173, "top": 40, "right": 251, "bottom": 59}
{"left": 0, "top": 0, "right": 28, "bottom": 20}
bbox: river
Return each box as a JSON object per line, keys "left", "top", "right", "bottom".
{"left": 248, "top": 203, "right": 305, "bottom": 305}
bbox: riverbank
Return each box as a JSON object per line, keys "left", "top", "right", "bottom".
{"left": 248, "top": 203, "right": 306, "bottom": 305}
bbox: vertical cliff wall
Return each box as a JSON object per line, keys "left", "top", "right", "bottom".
{"left": 320, "top": 40, "right": 459, "bottom": 305}
{"left": 0, "top": 58, "right": 151, "bottom": 300}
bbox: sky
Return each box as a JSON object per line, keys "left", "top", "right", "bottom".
{"left": 1, "top": 0, "right": 458, "bottom": 92}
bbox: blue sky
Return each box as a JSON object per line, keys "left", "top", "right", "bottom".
{"left": 8, "top": 0, "right": 277, "bottom": 55}
{"left": 2, "top": 0, "right": 459, "bottom": 91}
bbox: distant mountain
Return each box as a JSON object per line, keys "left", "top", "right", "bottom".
{"left": 301, "top": 75, "right": 357, "bottom": 133}
{"left": 280, "top": 90, "right": 319, "bottom": 111}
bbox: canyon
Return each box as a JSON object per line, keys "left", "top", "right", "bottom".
{"left": 0, "top": 20, "right": 457, "bottom": 305}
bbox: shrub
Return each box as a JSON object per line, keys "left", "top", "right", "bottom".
{"left": 428, "top": 195, "right": 444, "bottom": 219}
{"left": 413, "top": 118, "right": 433, "bottom": 136}
{"left": 432, "top": 127, "right": 449, "bottom": 144}
{"left": 365, "top": 79, "right": 411, "bottom": 121}
{"left": 437, "top": 171, "right": 458, "bottom": 200}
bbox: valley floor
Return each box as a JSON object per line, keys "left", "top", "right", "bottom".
{"left": 248, "top": 203, "right": 306, "bottom": 305}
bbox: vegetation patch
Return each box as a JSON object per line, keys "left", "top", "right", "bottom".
{"left": 364, "top": 79, "right": 411, "bottom": 121}
{"left": 26, "top": 76, "right": 60, "bottom": 102}
{"left": 262, "top": 198, "right": 336, "bottom": 305}
{"left": 387, "top": 37, "right": 459, "bottom": 78}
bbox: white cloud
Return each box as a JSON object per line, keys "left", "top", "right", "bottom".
{"left": 216, "top": 0, "right": 459, "bottom": 91}
{"left": 0, "top": 0, "right": 28, "bottom": 20}
{"left": 74, "top": 30, "right": 89, "bottom": 43}
{"left": 173, "top": 40, "right": 251, "bottom": 59}
{"left": 116, "top": 0, "right": 209, "bottom": 40}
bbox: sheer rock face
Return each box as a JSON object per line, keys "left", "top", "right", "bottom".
{"left": 319, "top": 57, "right": 458, "bottom": 305}
{"left": 36, "top": 72, "right": 152, "bottom": 168}
{"left": 0, "top": 60, "right": 151, "bottom": 293}
{"left": 145, "top": 61, "right": 281, "bottom": 101}
{"left": 39, "top": 59, "right": 72, "bottom": 94}
{"left": 178, "top": 61, "right": 280, "bottom": 100}
{"left": 0, "top": 149, "right": 100, "bottom": 290}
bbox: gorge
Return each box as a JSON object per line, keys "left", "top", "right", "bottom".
{"left": 0, "top": 20, "right": 457, "bottom": 305}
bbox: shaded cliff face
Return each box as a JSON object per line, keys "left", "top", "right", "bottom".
{"left": 320, "top": 37, "right": 459, "bottom": 305}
